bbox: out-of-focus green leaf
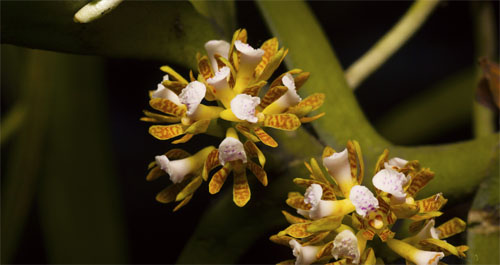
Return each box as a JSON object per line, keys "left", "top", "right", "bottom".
{"left": 189, "top": 0, "right": 236, "bottom": 40}
{"left": 1, "top": 1, "right": 225, "bottom": 69}
{"left": 1, "top": 46, "right": 50, "bottom": 264}
{"left": 0, "top": 101, "right": 28, "bottom": 145}
{"left": 32, "top": 50, "right": 127, "bottom": 263}
{"left": 467, "top": 149, "right": 500, "bottom": 264}
{"left": 375, "top": 68, "right": 475, "bottom": 145}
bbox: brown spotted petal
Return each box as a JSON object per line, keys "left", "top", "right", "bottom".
{"left": 149, "top": 98, "right": 187, "bottom": 117}
{"left": 173, "top": 194, "right": 193, "bottom": 212}
{"left": 293, "top": 178, "right": 336, "bottom": 201}
{"left": 419, "top": 238, "right": 467, "bottom": 258}
{"left": 243, "top": 140, "right": 266, "bottom": 167}
{"left": 176, "top": 175, "right": 203, "bottom": 201}
{"left": 257, "top": 48, "right": 288, "bottom": 82}
{"left": 316, "top": 241, "right": 334, "bottom": 260}
{"left": 165, "top": 148, "right": 191, "bottom": 159}
{"left": 141, "top": 110, "right": 181, "bottom": 123}
{"left": 149, "top": 124, "right": 185, "bottom": 140}
{"left": 302, "top": 231, "right": 330, "bottom": 246}
{"left": 260, "top": 85, "right": 289, "bottom": 109}
{"left": 156, "top": 182, "right": 187, "bottom": 204}
{"left": 296, "top": 93, "right": 325, "bottom": 112}
{"left": 307, "top": 158, "right": 330, "bottom": 184}
{"left": 410, "top": 211, "right": 443, "bottom": 221}
{"left": 278, "top": 223, "right": 314, "bottom": 238}
{"left": 270, "top": 234, "right": 295, "bottom": 246}
{"left": 208, "top": 163, "right": 232, "bottom": 194}
{"left": 286, "top": 193, "right": 312, "bottom": 211}
{"left": 253, "top": 127, "right": 278, "bottom": 147}
{"left": 255, "top": 37, "right": 279, "bottom": 78}
{"left": 416, "top": 193, "right": 447, "bottom": 213}
{"left": 262, "top": 113, "right": 301, "bottom": 131}
{"left": 202, "top": 149, "right": 220, "bottom": 181}
{"left": 282, "top": 210, "right": 309, "bottom": 224}
{"left": 233, "top": 162, "right": 251, "bottom": 207}
{"left": 436, "top": 217, "right": 467, "bottom": 239}
{"left": 235, "top": 124, "right": 260, "bottom": 143}
{"left": 197, "top": 54, "right": 214, "bottom": 81}
{"left": 242, "top": 80, "right": 267, "bottom": 97}
{"left": 247, "top": 160, "right": 268, "bottom": 186}
{"left": 406, "top": 168, "right": 434, "bottom": 197}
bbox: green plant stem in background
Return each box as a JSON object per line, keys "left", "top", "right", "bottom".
{"left": 345, "top": 0, "right": 440, "bottom": 89}
{"left": 0, "top": 101, "right": 28, "bottom": 145}
{"left": 472, "top": 1, "right": 497, "bottom": 137}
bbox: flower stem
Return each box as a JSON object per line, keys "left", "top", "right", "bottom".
{"left": 345, "top": 0, "right": 440, "bottom": 89}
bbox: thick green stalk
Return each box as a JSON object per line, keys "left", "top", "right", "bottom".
{"left": 345, "top": 0, "right": 440, "bottom": 89}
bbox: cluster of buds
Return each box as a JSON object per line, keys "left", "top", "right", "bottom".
{"left": 271, "top": 141, "right": 468, "bottom": 265}
{"left": 142, "top": 29, "right": 325, "bottom": 209}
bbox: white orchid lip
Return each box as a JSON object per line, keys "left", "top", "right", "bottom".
{"left": 304, "top": 184, "right": 323, "bottom": 209}
{"left": 155, "top": 155, "right": 191, "bottom": 184}
{"left": 387, "top": 239, "right": 444, "bottom": 265}
{"left": 332, "top": 230, "right": 360, "bottom": 264}
{"left": 289, "top": 239, "right": 320, "bottom": 265}
{"left": 205, "top": 40, "right": 230, "bottom": 72}
{"left": 218, "top": 136, "right": 247, "bottom": 165}
{"left": 323, "top": 149, "right": 354, "bottom": 195}
{"left": 372, "top": 168, "right": 409, "bottom": 200}
{"left": 207, "top": 66, "right": 231, "bottom": 90}
{"left": 385, "top": 157, "right": 408, "bottom": 170}
{"left": 405, "top": 219, "right": 440, "bottom": 246}
{"left": 179, "top": 81, "right": 207, "bottom": 116}
{"left": 300, "top": 184, "right": 355, "bottom": 220}
{"left": 265, "top": 73, "right": 302, "bottom": 113}
{"left": 349, "top": 185, "right": 379, "bottom": 217}
{"left": 235, "top": 40, "right": 265, "bottom": 64}
{"left": 230, "top": 94, "right": 261, "bottom": 123}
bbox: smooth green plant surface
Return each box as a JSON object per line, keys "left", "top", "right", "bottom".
{"left": 1, "top": 0, "right": 498, "bottom": 264}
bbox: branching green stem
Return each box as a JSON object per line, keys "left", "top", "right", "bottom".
{"left": 345, "top": 0, "right": 440, "bottom": 89}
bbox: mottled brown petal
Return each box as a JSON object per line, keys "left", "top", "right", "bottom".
{"left": 282, "top": 210, "right": 308, "bottom": 224}
{"left": 297, "top": 93, "right": 325, "bottom": 112}
{"left": 233, "top": 164, "right": 251, "bottom": 207}
{"left": 346, "top": 140, "right": 359, "bottom": 183}
{"left": 149, "top": 124, "right": 185, "bottom": 140}
{"left": 306, "top": 215, "right": 342, "bottom": 233}
{"left": 416, "top": 193, "right": 447, "bottom": 213}
{"left": 236, "top": 124, "right": 260, "bottom": 142}
{"left": 322, "top": 146, "right": 336, "bottom": 159}
{"left": 374, "top": 149, "right": 389, "bottom": 174}
{"left": 161, "top": 80, "right": 186, "bottom": 95}
{"left": 146, "top": 166, "right": 164, "bottom": 181}
{"left": 391, "top": 203, "right": 420, "bottom": 219}
{"left": 409, "top": 220, "right": 426, "bottom": 234}
{"left": 294, "top": 72, "right": 310, "bottom": 91}
{"left": 172, "top": 133, "right": 194, "bottom": 144}
{"left": 149, "top": 98, "right": 186, "bottom": 117}
{"left": 247, "top": 160, "right": 268, "bottom": 186}
{"left": 197, "top": 55, "right": 214, "bottom": 81}
{"left": 406, "top": 168, "right": 435, "bottom": 197}
{"left": 173, "top": 194, "right": 193, "bottom": 212}
{"left": 309, "top": 158, "right": 329, "bottom": 184}
{"left": 185, "top": 119, "right": 211, "bottom": 134}
{"left": 242, "top": 80, "right": 267, "bottom": 97}
{"left": 208, "top": 163, "right": 231, "bottom": 194}
{"left": 253, "top": 127, "right": 278, "bottom": 147}
{"left": 156, "top": 183, "right": 186, "bottom": 204}
{"left": 165, "top": 149, "right": 191, "bottom": 159}
{"left": 316, "top": 241, "right": 334, "bottom": 260}
{"left": 293, "top": 178, "right": 336, "bottom": 201}
{"left": 263, "top": 113, "right": 301, "bottom": 131}
{"left": 410, "top": 211, "right": 443, "bottom": 221}
{"left": 419, "top": 238, "right": 466, "bottom": 258}
{"left": 278, "top": 223, "right": 314, "bottom": 238}
{"left": 214, "top": 54, "right": 237, "bottom": 86}
{"left": 176, "top": 176, "right": 203, "bottom": 201}
{"left": 257, "top": 48, "right": 288, "bottom": 82}
{"left": 299, "top": 112, "right": 325, "bottom": 123}
{"left": 243, "top": 140, "right": 265, "bottom": 167}
{"left": 436, "top": 217, "right": 467, "bottom": 239}
{"left": 141, "top": 110, "right": 181, "bottom": 123}
{"left": 255, "top": 37, "right": 279, "bottom": 77}
{"left": 260, "top": 85, "right": 288, "bottom": 109}
{"left": 160, "top": 65, "right": 189, "bottom": 84}
{"left": 303, "top": 231, "right": 330, "bottom": 246}
{"left": 286, "top": 195, "right": 311, "bottom": 211}
{"left": 202, "top": 149, "right": 220, "bottom": 181}
{"left": 378, "top": 227, "right": 395, "bottom": 242}
{"left": 269, "top": 234, "right": 294, "bottom": 246}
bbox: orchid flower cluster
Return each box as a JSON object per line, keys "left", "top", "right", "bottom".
{"left": 271, "top": 141, "right": 469, "bottom": 265}
{"left": 142, "top": 29, "right": 325, "bottom": 210}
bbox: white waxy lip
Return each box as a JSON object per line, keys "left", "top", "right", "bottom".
{"left": 372, "top": 168, "right": 408, "bottom": 200}
{"left": 332, "top": 230, "right": 360, "bottom": 264}
{"left": 304, "top": 184, "right": 323, "bottom": 210}
{"left": 234, "top": 40, "right": 265, "bottom": 65}
{"left": 289, "top": 239, "right": 320, "bottom": 265}
{"left": 155, "top": 155, "right": 191, "bottom": 184}
{"left": 179, "top": 81, "right": 207, "bottom": 116}
{"left": 349, "top": 185, "right": 379, "bottom": 217}
{"left": 207, "top": 66, "right": 231, "bottom": 91}
{"left": 152, "top": 84, "right": 182, "bottom": 105}
{"left": 205, "top": 40, "right": 230, "bottom": 72}
{"left": 230, "top": 94, "right": 261, "bottom": 123}
{"left": 272, "top": 73, "right": 302, "bottom": 109}
{"left": 385, "top": 157, "right": 408, "bottom": 170}
{"left": 323, "top": 149, "right": 352, "bottom": 186}
{"left": 218, "top": 137, "right": 247, "bottom": 165}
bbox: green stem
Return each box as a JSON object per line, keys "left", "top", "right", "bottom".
{"left": 472, "top": 2, "right": 497, "bottom": 137}
{"left": 0, "top": 101, "right": 28, "bottom": 145}
{"left": 345, "top": 0, "right": 440, "bottom": 89}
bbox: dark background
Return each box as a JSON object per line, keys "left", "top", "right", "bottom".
{"left": 7, "top": 1, "right": 499, "bottom": 264}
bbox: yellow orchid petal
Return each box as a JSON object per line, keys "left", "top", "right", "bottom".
{"left": 197, "top": 54, "right": 214, "bottom": 81}
{"left": 416, "top": 193, "right": 447, "bottom": 213}
{"left": 436, "top": 217, "right": 467, "bottom": 239}
{"left": 160, "top": 65, "right": 189, "bottom": 85}
{"left": 293, "top": 178, "right": 336, "bottom": 200}
{"left": 253, "top": 127, "right": 278, "bottom": 147}
{"left": 322, "top": 146, "right": 336, "bottom": 159}
{"left": 149, "top": 124, "right": 185, "bottom": 140}
{"left": 184, "top": 119, "right": 211, "bottom": 134}
{"left": 287, "top": 105, "right": 313, "bottom": 117}
{"left": 149, "top": 98, "right": 187, "bottom": 117}
{"left": 286, "top": 193, "right": 311, "bottom": 211}
{"left": 294, "top": 71, "right": 310, "bottom": 91}
{"left": 392, "top": 203, "right": 420, "bottom": 219}
{"left": 299, "top": 112, "right": 325, "bottom": 123}
{"left": 156, "top": 183, "right": 186, "bottom": 204}
{"left": 243, "top": 140, "right": 266, "bottom": 167}
{"left": 257, "top": 47, "right": 289, "bottom": 82}
{"left": 233, "top": 162, "right": 251, "bottom": 207}
{"left": 387, "top": 238, "right": 444, "bottom": 265}
{"left": 296, "top": 93, "right": 325, "bottom": 112}
{"left": 242, "top": 80, "right": 267, "bottom": 97}
{"left": 278, "top": 223, "right": 314, "bottom": 238}
{"left": 255, "top": 37, "right": 279, "bottom": 77}
{"left": 281, "top": 210, "right": 309, "bottom": 224}
{"left": 161, "top": 80, "right": 185, "bottom": 95}
{"left": 146, "top": 166, "right": 164, "bottom": 181}
{"left": 406, "top": 168, "right": 435, "bottom": 197}
{"left": 302, "top": 231, "right": 331, "bottom": 246}
{"left": 173, "top": 194, "right": 193, "bottom": 212}
{"left": 410, "top": 211, "right": 443, "bottom": 221}
{"left": 308, "top": 158, "right": 330, "bottom": 184}
{"left": 236, "top": 124, "right": 260, "bottom": 143}
{"left": 260, "top": 85, "right": 288, "bottom": 109}
{"left": 247, "top": 160, "right": 268, "bottom": 186}
{"left": 141, "top": 110, "right": 181, "bottom": 123}
{"left": 219, "top": 108, "right": 242, "bottom": 122}
{"left": 361, "top": 248, "right": 377, "bottom": 265}
{"left": 214, "top": 54, "right": 237, "bottom": 86}
{"left": 306, "top": 215, "right": 343, "bottom": 233}
{"left": 269, "top": 69, "right": 303, "bottom": 88}
{"left": 208, "top": 163, "right": 231, "bottom": 194}
{"left": 270, "top": 234, "right": 294, "bottom": 247}
{"left": 202, "top": 149, "right": 220, "bottom": 181}
{"left": 262, "top": 113, "right": 301, "bottom": 131}
{"left": 165, "top": 148, "right": 191, "bottom": 159}
{"left": 419, "top": 238, "right": 467, "bottom": 258}
{"left": 171, "top": 134, "right": 193, "bottom": 144}
{"left": 378, "top": 227, "right": 396, "bottom": 242}
{"left": 409, "top": 220, "right": 427, "bottom": 234}
{"left": 176, "top": 175, "right": 203, "bottom": 201}
{"left": 374, "top": 149, "right": 390, "bottom": 175}
{"left": 316, "top": 241, "right": 334, "bottom": 260}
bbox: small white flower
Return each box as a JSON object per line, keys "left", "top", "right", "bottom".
{"left": 234, "top": 40, "right": 265, "bottom": 65}
{"left": 207, "top": 66, "right": 231, "bottom": 91}
{"left": 349, "top": 185, "right": 379, "bottom": 217}
{"left": 205, "top": 40, "right": 230, "bottom": 72}
{"left": 323, "top": 149, "right": 354, "bottom": 195}
{"left": 266, "top": 73, "right": 301, "bottom": 113}
{"left": 155, "top": 155, "right": 191, "bottom": 184}
{"left": 230, "top": 94, "right": 260, "bottom": 123}
{"left": 304, "top": 184, "right": 323, "bottom": 210}
{"left": 332, "top": 230, "right": 360, "bottom": 264}
{"left": 218, "top": 137, "right": 247, "bottom": 165}
{"left": 289, "top": 239, "right": 320, "bottom": 265}
{"left": 179, "top": 81, "right": 206, "bottom": 116}
{"left": 384, "top": 157, "right": 408, "bottom": 170}
{"left": 299, "top": 184, "right": 355, "bottom": 220}
{"left": 372, "top": 168, "right": 409, "bottom": 200}
{"left": 405, "top": 219, "right": 440, "bottom": 246}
